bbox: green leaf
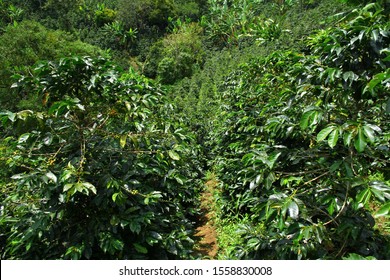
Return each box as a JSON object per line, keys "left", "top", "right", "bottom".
{"left": 374, "top": 202, "right": 390, "bottom": 218}
{"left": 317, "top": 126, "right": 335, "bottom": 142}
{"left": 63, "top": 183, "right": 74, "bottom": 192}
{"left": 16, "top": 110, "right": 34, "bottom": 120}
{"left": 45, "top": 171, "right": 57, "bottom": 183}
{"left": 330, "top": 160, "right": 342, "bottom": 173}
{"left": 363, "top": 72, "right": 388, "bottom": 95}
{"left": 371, "top": 29, "right": 379, "bottom": 42}
{"left": 356, "top": 188, "right": 371, "bottom": 208}
{"left": 365, "top": 124, "right": 381, "bottom": 133}
{"left": 242, "top": 153, "right": 255, "bottom": 165}
{"left": 247, "top": 237, "right": 260, "bottom": 249}
{"left": 133, "top": 243, "right": 148, "bottom": 254}
{"left": 18, "top": 133, "right": 30, "bottom": 144}
{"left": 343, "top": 253, "right": 376, "bottom": 260}
{"left": 112, "top": 192, "right": 120, "bottom": 202}
{"left": 362, "top": 125, "right": 375, "bottom": 143}
{"left": 287, "top": 200, "right": 299, "bottom": 220}
{"left": 354, "top": 128, "right": 367, "bottom": 153}
{"left": 174, "top": 174, "right": 185, "bottom": 185}
{"left": 327, "top": 128, "right": 339, "bottom": 148}
{"left": 2, "top": 111, "right": 16, "bottom": 122}
{"left": 369, "top": 181, "right": 390, "bottom": 202}
{"left": 370, "top": 188, "right": 385, "bottom": 202}
{"left": 301, "top": 226, "right": 312, "bottom": 241}
{"left": 300, "top": 110, "right": 317, "bottom": 130}
{"left": 264, "top": 172, "right": 276, "bottom": 190}
{"left": 120, "top": 135, "right": 127, "bottom": 148}
{"left": 343, "top": 131, "right": 353, "bottom": 147}
{"left": 342, "top": 71, "right": 358, "bottom": 84}
{"left": 343, "top": 162, "right": 354, "bottom": 178}
{"left": 83, "top": 182, "right": 97, "bottom": 195}
{"left": 74, "top": 182, "right": 85, "bottom": 194}
{"left": 60, "top": 170, "right": 73, "bottom": 183}
{"left": 43, "top": 133, "right": 53, "bottom": 145}
{"left": 277, "top": 213, "right": 285, "bottom": 230}
{"left": 129, "top": 222, "right": 141, "bottom": 234}
{"left": 168, "top": 150, "right": 180, "bottom": 161}
{"left": 150, "top": 231, "right": 163, "bottom": 240}
{"left": 327, "top": 199, "right": 336, "bottom": 215}
{"left": 125, "top": 101, "right": 131, "bottom": 111}
{"left": 314, "top": 225, "right": 324, "bottom": 244}
{"left": 48, "top": 101, "right": 67, "bottom": 115}
{"left": 267, "top": 151, "right": 281, "bottom": 169}
{"left": 11, "top": 173, "right": 28, "bottom": 180}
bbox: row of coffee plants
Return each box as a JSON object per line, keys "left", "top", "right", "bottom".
{"left": 211, "top": 3, "right": 390, "bottom": 259}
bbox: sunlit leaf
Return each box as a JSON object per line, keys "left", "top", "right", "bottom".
{"left": 83, "top": 182, "right": 97, "bottom": 195}
{"left": 317, "top": 126, "right": 335, "bottom": 142}
{"left": 16, "top": 110, "right": 34, "bottom": 120}
{"left": 356, "top": 188, "right": 371, "bottom": 208}
{"left": 287, "top": 200, "right": 299, "bottom": 220}
{"left": 45, "top": 171, "right": 57, "bottom": 183}
{"left": 168, "top": 150, "right": 180, "bottom": 161}
{"left": 362, "top": 125, "right": 375, "bottom": 143}
{"left": 327, "top": 128, "right": 339, "bottom": 148}
{"left": 374, "top": 202, "right": 390, "bottom": 218}
{"left": 43, "top": 133, "right": 53, "bottom": 145}
{"left": 120, "top": 135, "right": 127, "bottom": 148}
{"left": 63, "top": 183, "right": 74, "bottom": 192}
{"left": 18, "top": 133, "right": 30, "bottom": 143}
{"left": 343, "top": 131, "right": 353, "bottom": 147}
{"left": 112, "top": 192, "right": 120, "bottom": 202}
{"left": 267, "top": 151, "right": 281, "bottom": 169}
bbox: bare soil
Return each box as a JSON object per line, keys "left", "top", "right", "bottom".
{"left": 193, "top": 179, "right": 219, "bottom": 259}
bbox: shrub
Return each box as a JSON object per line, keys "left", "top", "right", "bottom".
{"left": 0, "top": 56, "right": 202, "bottom": 259}
{"left": 145, "top": 21, "right": 204, "bottom": 84}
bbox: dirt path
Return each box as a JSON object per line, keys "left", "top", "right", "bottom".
{"left": 193, "top": 178, "right": 219, "bottom": 259}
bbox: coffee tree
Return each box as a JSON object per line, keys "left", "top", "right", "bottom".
{"left": 0, "top": 56, "right": 201, "bottom": 259}
{"left": 211, "top": 3, "right": 390, "bottom": 259}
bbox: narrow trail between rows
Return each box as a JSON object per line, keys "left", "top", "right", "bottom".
{"left": 193, "top": 178, "right": 219, "bottom": 259}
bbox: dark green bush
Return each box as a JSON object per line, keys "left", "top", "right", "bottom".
{"left": 116, "top": 0, "right": 176, "bottom": 32}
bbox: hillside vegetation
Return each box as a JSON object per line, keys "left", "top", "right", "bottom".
{"left": 0, "top": 0, "right": 389, "bottom": 260}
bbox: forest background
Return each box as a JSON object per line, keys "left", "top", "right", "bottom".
{"left": 0, "top": 0, "right": 389, "bottom": 260}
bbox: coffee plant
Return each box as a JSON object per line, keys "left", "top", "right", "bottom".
{"left": 0, "top": 56, "right": 202, "bottom": 259}
{"left": 211, "top": 2, "right": 390, "bottom": 259}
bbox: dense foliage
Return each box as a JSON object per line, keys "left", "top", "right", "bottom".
{"left": 0, "top": 0, "right": 389, "bottom": 260}
{"left": 0, "top": 56, "right": 201, "bottom": 259}
{"left": 211, "top": 3, "right": 390, "bottom": 259}
{"left": 0, "top": 20, "right": 104, "bottom": 111}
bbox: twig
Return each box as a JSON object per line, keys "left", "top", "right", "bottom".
{"left": 302, "top": 171, "right": 330, "bottom": 186}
